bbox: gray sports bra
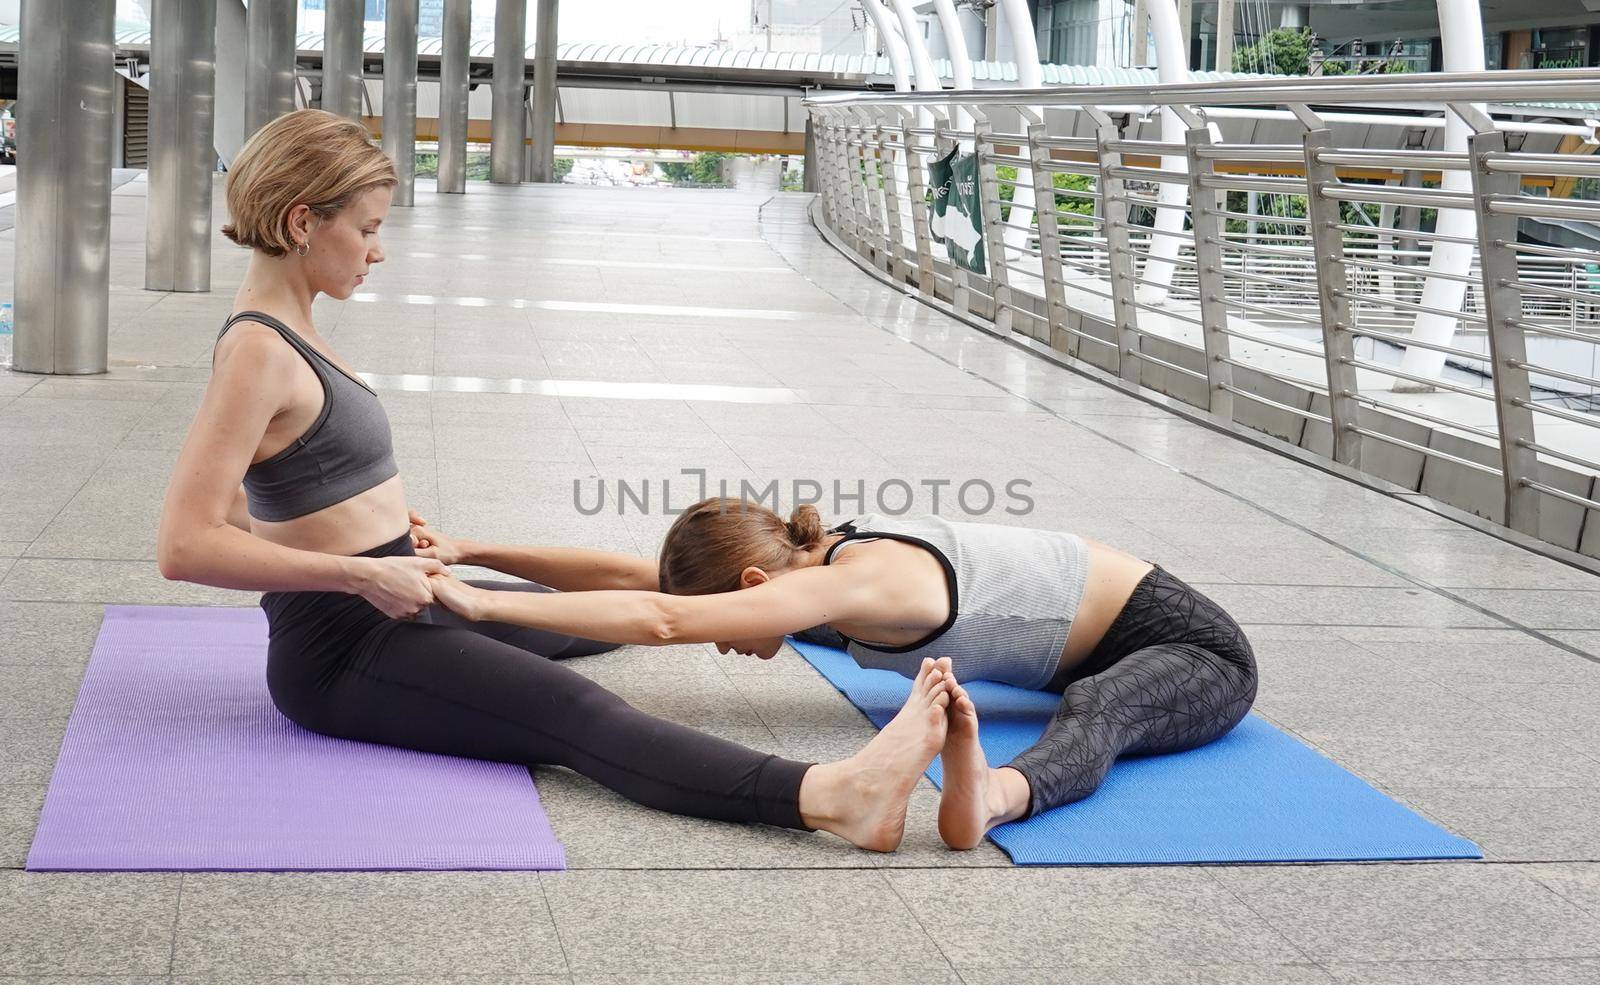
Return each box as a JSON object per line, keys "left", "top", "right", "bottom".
{"left": 217, "top": 311, "right": 399, "bottom": 522}
{"left": 822, "top": 513, "right": 1091, "bottom": 690}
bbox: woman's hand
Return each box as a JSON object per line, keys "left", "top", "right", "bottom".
{"left": 408, "top": 509, "right": 469, "bottom": 565}
{"left": 428, "top": 571, "right": 488, "bottom": 622}
{"left": 350, "top": 555, "right": 445, "bottom": 619}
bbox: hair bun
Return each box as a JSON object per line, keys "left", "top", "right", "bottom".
{"left": 786, "top": 504, "right": 825, "bottom": 548}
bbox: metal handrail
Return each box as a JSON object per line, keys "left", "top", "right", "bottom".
{"left": 807, "top": 69, "right": 1600, "bottom": 562}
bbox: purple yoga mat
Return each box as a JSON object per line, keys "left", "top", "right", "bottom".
{"left": 27, "top": 605, "right": 566, "bottom": 872}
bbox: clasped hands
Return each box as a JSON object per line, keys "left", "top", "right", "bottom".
{"left": 351, "top": 509, "right": 484, "bottom": 621}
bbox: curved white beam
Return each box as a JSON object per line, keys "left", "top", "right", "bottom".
{"left": 931, "top": 0, "right": 972, "bottom": 131}
{"left": 860, "top": 1, "right": 917, "bottom": 249}
{"left": 888, "top": 0, "right": 943, "bottom": 95}
{"left": 1394, "top": 0, "right": 1484, "bottom": 390}
{"left": 997, "top": 0, "right": 1043, "bottom": 88}
{"left": 995, "top": 0, "right": 1040, "bottom": 255}
{"left": 859, "top": 0, "right": 911, "bottom": 95}
{"left": 1141, "top": 0, "right": 1191, "bottom": 301}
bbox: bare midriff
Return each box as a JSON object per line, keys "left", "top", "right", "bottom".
{"left": 248, "top": 474, "right": 410, "bottom": 558}
{"left": 1047, "top": 539, "right": 1154, "bottom": 687}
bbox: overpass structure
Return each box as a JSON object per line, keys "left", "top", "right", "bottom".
{"left": 6, "top": 1, "right": 1599, "bottom": 563}
{"left": 0, "top": 26, "right": 1263, "bottom": 163}
{"left": 806, "top": 70, "right": 1600, "bottom": 564}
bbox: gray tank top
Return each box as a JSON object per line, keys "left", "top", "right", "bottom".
{"left": 217, "top": 311, "right": 399, "bottom": 522}
{"left": 822, "top": 513, "right": 1091, "bottom": 690}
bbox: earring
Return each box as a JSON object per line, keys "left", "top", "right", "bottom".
{"left": 294, "top": 241, "right": 308, "bottom": 257}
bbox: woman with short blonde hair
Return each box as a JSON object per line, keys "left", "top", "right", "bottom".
{"left": 158, "top": 109, "right": 944, "bottom": 853}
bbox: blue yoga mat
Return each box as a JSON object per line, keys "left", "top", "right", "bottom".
{"left": 789, "top": 639, "right": 1481, "bottom": 865}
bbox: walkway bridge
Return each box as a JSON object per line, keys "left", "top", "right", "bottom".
{"left": 5, "top": 64, "right": 1600, "bottom": 979}
{"left": 806, "top": 69, "right": 1600, "bottom": 566}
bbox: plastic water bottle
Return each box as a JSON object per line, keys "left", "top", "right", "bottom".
{"left": 0, "top": 302, "right": 11, "bottom": 367}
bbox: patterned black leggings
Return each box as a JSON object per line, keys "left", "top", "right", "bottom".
{"left": 1008, "top": 565, "right": 1258, "bottom": 817}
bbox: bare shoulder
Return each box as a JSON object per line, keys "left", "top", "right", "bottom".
{"left": 211, "top": 320, "right": 306, "bottom": 399}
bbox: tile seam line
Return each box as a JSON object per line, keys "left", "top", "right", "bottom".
{"left": 874, "top": 859, "right": 970, "bottom": 981}
{"left": 762, "top": 204, "right": 1600, "bottom": 669}
{"left": 165, "top": 869, "right": 183, "bottom": 976}
{"left": 534, "top": 870, "right": 574, "bottom": 977}
{"left": 1197, "top": 864, "right": 1328, "bottom": 970}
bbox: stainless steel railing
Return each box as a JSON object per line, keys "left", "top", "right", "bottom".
{"left": 805, "top": 69, "right": 1600, "bottom": 561}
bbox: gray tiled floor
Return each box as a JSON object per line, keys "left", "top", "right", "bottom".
{"left": 2, "top": 180, "right": 1599, "bottom": 982}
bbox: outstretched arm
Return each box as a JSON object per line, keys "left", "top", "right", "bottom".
{"left": 409, "top": 513, "right": 657, "bottom": 591}
{"left": 429, "top": 563, "right": 880, "bottom": 646}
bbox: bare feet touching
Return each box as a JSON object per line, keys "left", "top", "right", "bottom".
{"left": 937, "top": 674, "right": 1032, "bottom": 850}
{"left": 801, "top": 657, "right": 953, "bottom": 852}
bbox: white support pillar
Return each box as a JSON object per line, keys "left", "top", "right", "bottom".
{"left": 888, "top": 0, "right": 942, "bottom": 96}
{"left": 1393, "top": 0, "right": 1486, "bottom": 391}
{"left": 931, "top": 0, "right": 972, "bottom": 131}
{"left": 1140, "top": 0, "right": 1191, "bottom": 302}
{"left": 996, "top": 0, "right": 1040, "bottom": 254}
{"left": 860, "top": 1, "right": 916, "bottom": 245}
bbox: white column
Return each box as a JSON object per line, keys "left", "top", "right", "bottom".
{"left": 1139, "top": 0, "right": 1191, "bottom": 302}
{"left": 1393, "top": 0, "right": 1485, "bottom": 390}
{"left": 996, "top": 0, "right": 1041, "bottom": 252}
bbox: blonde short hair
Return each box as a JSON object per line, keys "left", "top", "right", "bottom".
{"left": 221, "top": 109, "right": 397, "bottom": 257}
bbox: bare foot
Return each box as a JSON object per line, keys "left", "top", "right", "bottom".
{"left": 821, "top": 657, "right": 952, "bottom": 852}
{"left": 937, "top": 678, "right": 1032, "bottom": 849}
{"left": 937, "top": 677, "right": 994, "bottom": 850}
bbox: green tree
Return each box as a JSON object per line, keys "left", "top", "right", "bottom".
{"left": 659, "top": 152, "right": 731, "bottom": 186}
{"left": 1233, "top": 27, "right": 1314, "bottom": 75}
{"left": 994, "top": 166, "right": 1095, "bottom": 224}
{"left": 554, "top": 157, "right": 574, "bottom": 181}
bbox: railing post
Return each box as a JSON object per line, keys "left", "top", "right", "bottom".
{"left": 974, "top": 119, "right": 1014, "bottom": 335}
{"left": 1027, "top": 122, "right": 1066, "bottom": 347}
{"left": 1093, "top": 119, "right": 1140, "bottom": 384}
{"left": 878, "top": 120, "right": 909, "bottom": 283}
{"left": 863, "top": 119, "right": 893, "bottom": 276}
{"left": 1465, "top": 126, "right": 1542, "bottom": 536}
{"left": 1300, "top": 127, "right": 1365, "bottom": 469}
{"left": 1183, "top": 123, "right": 1236, "bottom": 421}
{"left": 835, "top": 119, "right": 863, "bottom": 253}
{"left": 812, "top": 116, "right": 838, "bottom": 228}
{"left": 848, "top": 119, "right": 876, "bottom": 258}
{"left": 900, "top": 110, "right": 937, "bottom": 294}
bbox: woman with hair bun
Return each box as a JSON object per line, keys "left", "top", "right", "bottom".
{"left": 426, "top": 495, "right": 1258, "bottom": 850}
{"left": 157, "top": 109, "right": 956, "bottom": 853}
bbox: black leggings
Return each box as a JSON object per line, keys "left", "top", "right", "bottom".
{"left": 262, "top": 532, "right": 813, "bottom": 829}
{"left": 1008, "top": 565, "right": 1258, "bottom": 817}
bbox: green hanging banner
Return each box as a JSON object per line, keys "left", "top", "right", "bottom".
{"left": 928, "top": 147, "right": 953, "bottom": 244}
{"left": 927, "top": 147, "right": 985, "bottom": 275}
